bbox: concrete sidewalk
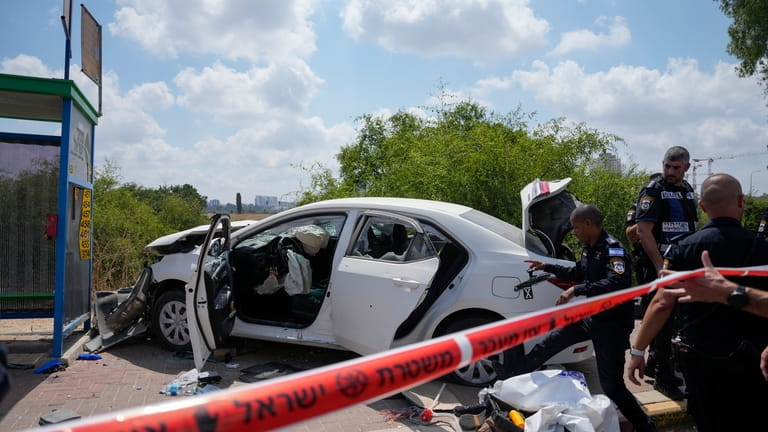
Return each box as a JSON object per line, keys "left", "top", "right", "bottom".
{"left": 0, "top": 319, "right": 693, "bottom": 431}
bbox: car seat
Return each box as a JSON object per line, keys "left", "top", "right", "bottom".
{"left": 391, "top": 224, "right": 409, "bottom": 255}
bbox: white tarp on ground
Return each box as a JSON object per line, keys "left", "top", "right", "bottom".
{"left": 479, "top": 369, "right": 619, "bottom": 432}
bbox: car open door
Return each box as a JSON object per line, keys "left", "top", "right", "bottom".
{"left": 331, "top": 212, "right": 439, "bottom": 355}
{"left": 186, "top": 214, "right": 234, "bottom": 371}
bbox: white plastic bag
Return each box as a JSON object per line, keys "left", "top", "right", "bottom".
{"left": 284, "top": 250, "right": 312, "bottom": 295}
{"left": 479, "top": 369, "right": 619, "bottom": 432}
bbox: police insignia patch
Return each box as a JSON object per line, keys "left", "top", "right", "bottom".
{"left": 639, "top": 196, "right": 653, "bottom": 211}
{"left": 610, "top": 257, "right": 626, "bottom": 274}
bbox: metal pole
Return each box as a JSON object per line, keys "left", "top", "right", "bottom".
{"left": 750, "top": 169, "right": 760, "bottom": 196}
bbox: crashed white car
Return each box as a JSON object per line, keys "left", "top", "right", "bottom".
{"left": 91, "top": 178, "right": 593, "bottom": 386}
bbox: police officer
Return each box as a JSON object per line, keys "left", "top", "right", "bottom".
{"left": 628, "top": 174, "right": 768, "bottom": 431}
{"left": 633, "top": 146, "right": 697, "bottom": 399}
{"left": 516, "top": 204, "right": 657, "bottom": 432}
{"left": 758, "top": 207, "right": 768, "bottom": 237}
{"left": 626, "top": 173, "right": 663, "bottom": 288}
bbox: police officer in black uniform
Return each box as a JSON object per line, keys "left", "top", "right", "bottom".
{"left": 758, "top": 207, "right": 768, "bottom": 237}
{"left": 633, "top": 146, "right": 697, "bottom": 399}
{"left": 625, "top": 173, "right": 663, "bottom": 285}
{"left": 514, "top": 204, "right": 657, "bottom": 432}
{"left": 628, "top": 174, "right": 768, "bottom": 431}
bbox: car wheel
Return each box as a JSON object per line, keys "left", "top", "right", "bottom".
{"left": 441, "top": 315, "right": 523, "bottom": 387}
{"left": 152, "top": 289, "right": 191, "bottom": 351}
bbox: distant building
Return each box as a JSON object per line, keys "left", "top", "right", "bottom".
{"left": 591, "top": 152, "right": 622, "bottom": 172}
{"left": 208, "top": 199, "right": 220, "bottom": 208}
{"left": 254, "top": 195, "right": 278, "bottom": 209}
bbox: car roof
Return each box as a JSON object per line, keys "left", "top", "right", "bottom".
{"left": 287, "top": 197, "right": 474, "bottom": 217}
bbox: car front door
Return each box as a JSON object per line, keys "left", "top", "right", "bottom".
{"left": 187, "top": 213, "right": 233, "bottom": 371}
{"left": 331, "top": 212, "right": 439, "bottom": 355}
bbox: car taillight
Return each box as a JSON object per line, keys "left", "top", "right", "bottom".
{"left": 531, "top": 179, "right": 551, "bottom": 199}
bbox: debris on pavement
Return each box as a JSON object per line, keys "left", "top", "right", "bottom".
{"left": 238, "top": 361, "right": 304, "bottom": 383}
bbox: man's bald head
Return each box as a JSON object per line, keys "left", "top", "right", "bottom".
{"left": 700, "top": 173, "right": 744, "bottom": 219}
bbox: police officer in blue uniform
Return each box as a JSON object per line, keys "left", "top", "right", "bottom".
{"left": 628, "top": 174, "right": 768, "bottom": 431}
{"left": 515, "top": 204, "right": 657, "bottom": 432}
{"left": 633, "top": 146, "right": 697, "bottom": 399}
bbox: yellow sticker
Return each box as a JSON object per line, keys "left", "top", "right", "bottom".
{"left": 79, "top": 189, "right": 92, "bottom": 260}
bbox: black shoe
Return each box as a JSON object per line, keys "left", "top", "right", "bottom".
{"left": 653, "top": 380, "right": 686, "bottom": 401}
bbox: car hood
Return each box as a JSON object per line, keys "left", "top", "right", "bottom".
{"left": 520, "top": 178, "right": 581, "bottom": 250}
{"left": 144, "top": 220, "right": 258, "bottom": 256}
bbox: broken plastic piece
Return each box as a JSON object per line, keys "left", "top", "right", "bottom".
{"left": 33, "top": 359, "right": 67, "bottom": 374}
{"left": 77, "top": 353, "right": 102, "bottom": 361}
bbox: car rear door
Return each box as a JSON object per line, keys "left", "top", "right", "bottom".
{"left": 187, "top": 214, "right": 233, "bottom": 371}
{"left": 331, "top": 212, "right": 439, "bottom": 355}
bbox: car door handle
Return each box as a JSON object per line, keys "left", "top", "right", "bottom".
{"left": 392, "top": 277, "right": 421, "bottom": 291}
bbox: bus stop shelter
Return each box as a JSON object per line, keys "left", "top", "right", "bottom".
{"left": 0, "top": 73, "right": 98, "bottom": 358}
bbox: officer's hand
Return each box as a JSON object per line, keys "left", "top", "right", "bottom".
{"left": 626, "top": 224, "right": 640, "bottom": 243}
{"left": 556, "top": 287, "right": 575, "bottom": 305}
{"left": 523, "top": 259, "right": 546, "bottom": 271}
{"left": 627, "top": 353, "right": 646, "bottom": 386}
{"left": 761, "top": 346, "right": 768, "bottom": 381}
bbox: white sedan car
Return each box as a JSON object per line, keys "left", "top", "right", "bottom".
{"left": 93, "top": 178, "right": 593, "bottom": 386}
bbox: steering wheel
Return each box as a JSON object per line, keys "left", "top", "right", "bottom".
{"left": 277, "top": 236, "right": 303, "bottom": 268}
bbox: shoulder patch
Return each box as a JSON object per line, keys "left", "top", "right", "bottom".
{"left": 608, "top": 247, "right": 625, "bottom": 257}
{"left": 639, "top": 196, "right": 654, "bottom": 211}
{"left": 626, "top": 208, "right": 636, "bottom": 222}
{"left": 609, "top": 257, "right": 626, "bottom": 274}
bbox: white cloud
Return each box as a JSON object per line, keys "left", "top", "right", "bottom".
{"left": 1, "top": 54, "right": 59, "bottom": 78}
{"left": 109, "top": 0, "right": 317, "bottom": 61}
{"left": 511, "top": 58, "right": 764, "bottom": 126}
{"left": 340, "top": 0, "right": 550, "bottom": 60}
{"left": 549, "top": 16, "right": 630, "bottom": 56}
{"left": 173, "top": 59, "right": 322, "bottom": 122}
{"left": 499, "top": 57, "right": 768, "bottom": 191}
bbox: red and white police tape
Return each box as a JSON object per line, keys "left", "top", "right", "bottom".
{"left": 32, "top": 265, "right": 768, "bottom": 432}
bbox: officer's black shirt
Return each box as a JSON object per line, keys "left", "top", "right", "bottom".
{"left": 544, "top": 230, "right": 634, "bottom": 328}
{"left": 667, "top": 217, "right": 768, "bottom": 357}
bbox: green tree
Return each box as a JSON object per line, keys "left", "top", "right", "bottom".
{"left": 92, "top": 161, "right": 208, "bottom": 290}
{"left": 298, "top": 95, "right": 644, "bottom": 247}
{"left": 716, "top": 0, "right": 768, "bottom": 101}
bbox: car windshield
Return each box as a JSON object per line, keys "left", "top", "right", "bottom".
{"left": 461, "top": 209, "right": 549, "bottom": 256}
{"left": 234, "top": 214, "right": 345, "bottom": 250}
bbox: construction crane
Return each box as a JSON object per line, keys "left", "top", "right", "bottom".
{"left": 690, "top": 151, "right": 768, "bottom": 193}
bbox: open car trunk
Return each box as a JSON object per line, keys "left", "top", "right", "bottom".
{"left": 520, "top": 178, "right": 581, "bottom": 260}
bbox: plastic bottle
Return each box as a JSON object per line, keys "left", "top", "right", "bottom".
{"left": 163, "top": 384, "right": 198, "bottom": 396}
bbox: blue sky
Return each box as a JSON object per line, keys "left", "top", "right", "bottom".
{"left": 2, "top": 0, "right": 767, "bottom": 204}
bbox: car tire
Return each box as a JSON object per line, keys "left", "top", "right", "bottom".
{"left": 441, "top": 315, "right": 523, "bottom": 387}
{"left": 152, "top": 289, "right": 191, "bottom": 351}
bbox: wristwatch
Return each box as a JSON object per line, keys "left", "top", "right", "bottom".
{"left": 629, "top": 347, "right": 645, "bottom": 357}
{"left": 727, "top": 285, "right": 749, "bottom": 308}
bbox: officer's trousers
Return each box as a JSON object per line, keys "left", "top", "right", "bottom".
{"left": 507, "top": 318, "right": 655, "bottom": 432}
{"left": 677, "top": 341, "right": 768, "bottom": 432}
